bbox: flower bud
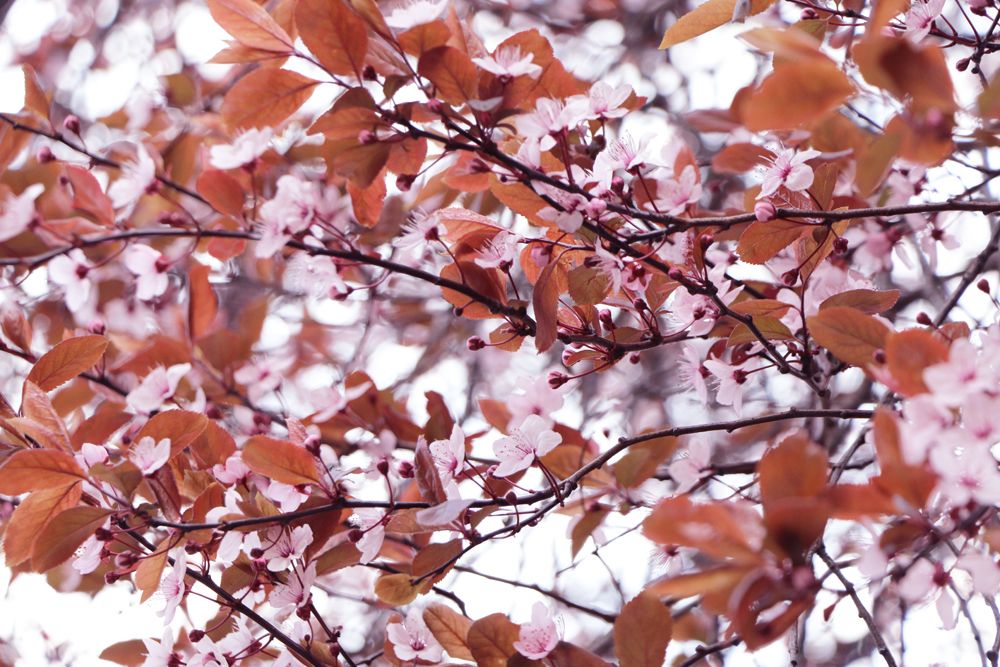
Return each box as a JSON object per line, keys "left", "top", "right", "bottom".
{"left": 362, "top": 65, "right": 377, "bottom": 81}
{"left": 88, "top": 319, "right": 106, "bottom": 335}
{"left": 62, "top": 115, "right": 80, "bottom": 135}
{"left": 467, "top": 336, "right": 485, "bottom": 351}
{"left": 376, "top": 459, "right": 390, "bottom": 475}
{"left": 754, "top": 200, "right": 777, "bottom": 222}
{"left": 188, "top": 629, "right": 206, "bottom": 643}
{"left": 358, "top": 129, "right": 377, "bottom": 145}
{"left": 628, "top": 352, "right": 640, "bottom": 364}
{"left": 395, "top": 174, "right": 415, "bottom": 191}
{"left": 249, "top": 548, "right": 265, "bottom": 559}
{"left": 348, "top": 529, "right": 364, "bottom": 543}
{"left": 427, "top": 98, "right": 445, "bottom": 114}
{"left": 781, "top": 269, "right": 799, "bottom": 286}
{"left": 547, "top": 371, "right": 568, "bottom": 388}
{"left": 833, "top": 237, "right": 849, "bottom": 254}
{"left": 800, "top": 7, "right": 819, "bottom": 18}
{"left": 916, "top": 311, "right": 933, "bottom": 326}
{"left": 36, "top": 146, "right": 55, "bottom": 163}
{"left": 398, "top": 460, "right": 414, "bottom": 478}
{"left": 977, "top": 278, "right": 991, "bottom": 293}
{"left": 104, "top": 571, "right": 121, "bottom": 584}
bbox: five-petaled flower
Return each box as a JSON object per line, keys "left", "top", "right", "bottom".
{"left": 124, "top": 244, "right": 171, "bottom": 300}
{"left": 127, "top": 363, "right": 191, "bottom": 414}
{"left": 493, "top": 414, "right": 562, "bottom": 477}
{"left": 386, "top": 608, "right": 444, "bottom": 663}
{"left": 758, "top": 148, "right": 821, "bottom": 199}
{"left": 129, "top": 435, "right": 172, "bottom": 476}
{"left": 513, "top": 602, "right": 562, "bottom": 660}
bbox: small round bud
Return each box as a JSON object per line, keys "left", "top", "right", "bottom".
{"left": 305, "top": 437, "right": 321, "bottom": 457}
{"left": 188, "top": 630, "right": 206, "bottom": 643}
{"left": 398, "top": 460, "right": 414, "bottom": 478}
{"left": 977, "top": 278, "right": 991, "bottom": 293}
{"left": 610, "top": 176, "right": 625, "bottom": 193}
{"left": 358, "top": 129, "right": 377, "bottom": 145}
{"left": 395, "top": 174, "right": 415, "bottom": 191}
{"left": 800, "top": 7, "right": 819, "bottom": 18}
{"left": 957, "top": 57, "right": 971, "bottom": 72}
{"left": 585, "top": 198, "right": 607, "bottom": 218}
{"left": 296, "top": 605, "right": 312, "bottom": 621}
{"left": 504, "top": 491, "right": 517, "bottom": 505}
{"left": 362, "top": 65, "right": 377, "bottom": 81}
{"left": 547, "top": 371, "right": 568, "bottom": 389}
{"left": 453, "top": 306, "right": 464, "bottom": 317}
{"left": 62, "top": 115, "right": 81, "bottom": 135}
{"left": 916, "top": 311, "right": 933, "bottom": 326}
{"left": 249, "top": 548, "right": 265, "bottom": 559}
{"left": 36, "top": 146, "right": 55, "bottom": 163}
{"left": 206, "top": 403, "right": 222, "bottom": 420}
{"left": 115, "top": 552, "right": 138, "bottom": 568}
{"left": 467, "top": 336, "right": 486, "bottom": 351}
{"left": 833, "top": 237, "right": 849, "bottom": 254}
{"left": 347, "top": 529, "right": 364, "bottom": 543}
{"left": 104, "top": 571, "right": 121, "bottom": 584}
{"left": 88, "top": 319, "right": 106, "bottom": 335}
{"left": 781, "top": 269, "right": 799, "bottom": 286}
{"left": 754, "top": 200, "right": 777, "bottom": 222}
{"left": 427, "top": 98, "right": 445, "bottom": 114}
{"left": 699, "top": 234, "right": 714, "bottom": 251}
{"left": 628, "top": 352, "right": 641, "bottom": 364}
{"left": 633, "top": 298, "right": 647, "bottom": 312}
{"left": 873, "top": 348, "right": 887, "bottom": 364}
{"left": 376, "top": 459, "right": 390, "bottom": 475}
{"left": 667, "top": 267, "right": 684, "bottom": 281}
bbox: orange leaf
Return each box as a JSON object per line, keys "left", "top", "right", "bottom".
{"left": 135, "top": 410, "right": 209, "bottom": 458}
{"left": 467, "top": 614, "right": 519, "bottom": 667}
{"left": 643, "top": 496, "right": 764, "bottom": 564}
{"left": 736, "top": 219, "right": 808, "bottom": 264}
{"left": 614, "top": 592, "right": 672, "bottom": 667}
{"left": 820, "top": 288, "right": 900, "bottom": 314}
{"left": 242, "top": 435, "right": 321, "bottom": 485}
{"left": 532, "top": 260, "right": 561, "bottom": 352}
{"left": 135, "top": 548, "right": 169, "bottom": 602}
{"left": 2, "top": 483, "right": 82, "bottom": 566}
{"left": 0, "top": 449, "right": 85, "bottom": 495}
{"left": 189, "top": 262, "right": 219, "bottom": 340}
{"left": 221, "top": 68, "right": 317, "bottom": 130}
{"left": 207, "top": 0, "right": 293, "bottom": 52}
{"left": 659, "top": 0, "right": 776, "bottom": 48}
{"left": 31, "top": 506, "right": 112, "bottom": 572}
{"left": 418, "top": 46, "right": 479, "bottom": 105}
{"left": 423, "top": 604, "right": 474, "bottom": 661}
{"left": 295, "top": 0, "right": 369, "bottom": 77}
{"left": 414, "top": 436, "right": 448, "bottom": 504}
{"left": 196, "top": 169, "right": 245, "bottom": 217}
{"left": 27, "top": 335, "right": 108, "bottom": 392}
{"left": 758, "top": 432, "right": 828, "bottom": 505}
{"left": 885, "top": 329, "right": 949, "bottom": 396}
{"left": 743, "top": 59, "right": 854, "bottom": 131}
{"left": 807, "top": 306, "right": 891, "bottom": 368}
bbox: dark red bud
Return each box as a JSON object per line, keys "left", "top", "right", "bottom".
{"left": 36, "top": 146, "right": 55, "bottom": 163}
{"left": 467, "top": 336, "right": 486, "bottom": 351}
{"left": 63, "top": 115, "right": 80, "bottom": 135}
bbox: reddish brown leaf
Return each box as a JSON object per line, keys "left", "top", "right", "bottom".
{"left": 885, "top": 329, "right": 949, "bottom": 396}
{"left": 418, "top": 46, "right": 479, "bottom": 105}
{"left": 2, "top": 483, "right": 82, "bottom": 566}
{"left": 207, "top": 0, "right": 293, "bottom": 52}
{"left": 423, "top": 603, "right": 474, "bottom": 661}
{"left": 0, "top": 449, "right": 85, "bottom": 495}
{"left": 27, "top": 335, "right": 108, "bottom": 392}
{"left": 295, "top": 0, "right": 369, "bottom": 77}
{"left": 807, "top": 306, "right": 891, "bottom": 369}
{"left": 31, "top": 506, "right": 112, "bottom": 572}
{"left": 614, "top": 592, "right": 672, "bottom": 667}
{"left": 242, "top": 435, "right": 321, "bottom": 485}
{"left": 467, "top": 613, "right": 519, "bottom": 667}
{"left": 532, "top": 260, "right": 561, "bottom": 353}
{"left": 221, "top": 68, "right": 317, "bottom": 130}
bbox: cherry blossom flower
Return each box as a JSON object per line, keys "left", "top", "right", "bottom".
{"left": 593, "top": 133, "right": 651, "bottom": 190}
{"left": 653, "top": 165, "right": 702, "bottom": 216}
{"left": 158, "top": 553, "right": 187, "bottom": 625}
{"left": 75, "top": 442, "right": 109, "bottom": 471}
{"left": 0, "top": 183, "right": 43, "bottom": 242}
{"left": 668, "top": 438, "right": 713, "bottom": 493}
{"left": 270, "top": 561, "right": 317, "bottom": 618}
{"left": 565, "top": 81, "right": 631, "bottom": 123}
{"left": 757, "top": 148, "right": 821, "bottom": 199}
{"left": 129, "top": 436, "right": 172, "bottom": 476}
{"left": 507, "top": 375, "right": 565, "bottom": 428}
{"left": 108, "top": 145, "right": 157, "bottom": 210}
{"left": 349, "top": 508, "right": 386, "bottom": 563}
{"left": 677, "top": 344, "right": 709, "bottom": 403}
{"left": 212, "top": 453, "right": 251, "bottom": 486}
{"left": 234, "top": 357, "right": 290, "bottom": 402}
{"left": 493, "top": 414, "right": 562, "bottom": 477}
{"left": 124, "top": 244, "right": 170, "bottom": 300}
{"left": 923, "top": 338, "right": 995, "bottom": 406}
{"left": 384, "top": 0, "right": 448, "bottom": 30}
{"left": 536, "top": 185, "right": 587, "bottom": 233}
{"left": 263, "top": 480, "right": 310, "bottom": 512}
{"left": 283, "top": 253, "right": 348, "bottom": 299}
{"left": 127, "top": 363, "right": 190, "bottom": 414}
{"left": 587, "top": 242, "right": 626, "bottom": 294}
{"left": 905, "top": 0, "right": 945, "bottom": 40}
{"left": 214, "top": 618, "right": 258, "bottom": 659}
{"left": 928, "top": 444, "right": 1000, "bottom": 507}
{"left": 209, "top": 127, "right": 272, "bottom": 170}
{"left": 386, "top": 608, "right": 444, "bottom": 663}
{"left": 429, "top": 424, "right": 466, "bottom": 484}
{"left": 256, "top": 175, "right": 343, "bottom": 258}
{"left": 72, "top": 530, "right": 105, "bottom": 574}
{"left": 513, "top": 602, "right": 562, "bottom": 660}
{"left": 188, "top": 636, "right": 228, "bottom": 667}
{"left": 516, "top": 98, "right": 570, "bottom": 151}
{"left": 394, "top": 211, "right": 443, "bottom": 251}
{"left": 475, "top": 230, "right": 520, "bottom": 269}
{"left": 308, "top": 381, "right": 371, "bottom": 423}
{"left": 263, "top": 525, "right": 314, "bottom": 572}
{"left": 140, "top": 630, "right": 178, "bottom": 667}
{"left": 898, "top": 559, "right": 956, "bottom": 629}
{"left": 703, "top": 358, "right": 756, "bottom": 415}
{"left": 48, "top": 249, "right": 94, "bottom": 312}
{"left": 956, "top": 551, "right": 1000, "bottom": 597}
{"left": 473, "top": 46, "right": 542, "bottom": 80}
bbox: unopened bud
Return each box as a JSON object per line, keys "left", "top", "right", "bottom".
{"left": 36, "top": 146, "right": 55, "bottom": 163}
{"left": 376, "top": 459, "right": 390, "bottom": 475}
{"left": 667, "top": 267, "right": 684, "bottom": 281}
{"left": 957, "top": 57, "right": 971, "bottom": 72}
{"left": 754, "top": 200, "right": 777, "bottom": 222}
{"left": 628, "top": 352, "right": 640, "bottom": 364}
{"left": 833, "top": 237, "right": 849, "bottom": 254}
{"left": 188, "top": 629, "right": 206, "bottom": 643}
{"left": 249, "top": 548, "right": 265, "bottom": 559}
{"left": 88, "top": 319, "right": 106, "bottom": 335}
{"left": 348, "top": 529, "right": 364, "bottom": 543}
{"left": 427, "top": 98, "right": 445, "bottom": 114}
{"left": 504, "top": 491, "right": 517, "bottom": 505}
{"left": 977, "top": 278, "right": 991, "bottom": 293}
{"left": 873, "top": 348, "right": 886, "bottom": 364}
{"left": 800, "top": 7, "right": 819, "bottom": 18}
{"left": 104, "top": 571, "right": 121, "bottom": 584}
{"left": 781, "top": 269, "right": 799, "bottom": 286}
{"left": 358, "top": 129, "right": 377, "bottom": 145}
{"left": 699, "top": 234, "right": 714, "bottom": 250}
{"left": 396, "top": 174, "right": 415, "bottom": 191}
{"left": 398, "top": 460, "right": 414, "bottom": 478}
{"left": 467, "top": 336, "right": 486, "bottom": 351}
{"left": 547, "top": 371, "right": 568, "bottom": 388}
{"left": 916, "top": 311, "right": 933, "bottom": 326}
{"left": 362, "top": 65, "right": 377, "bottom": 81}
{"left": 62, "top": 115, "right": 80, "bottom": 135}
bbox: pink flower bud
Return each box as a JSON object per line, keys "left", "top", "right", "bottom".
{"left": 36, "top": 146, "right": 55, "bottom": 163}
{"left": 358, "top": 129, "right": 377, "bottom": 145}
{"left": 62, "top": 115, "right": 80, "bottom": 135}
{"left": 754, "top": 200, "right": 777, "bottom": 222}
